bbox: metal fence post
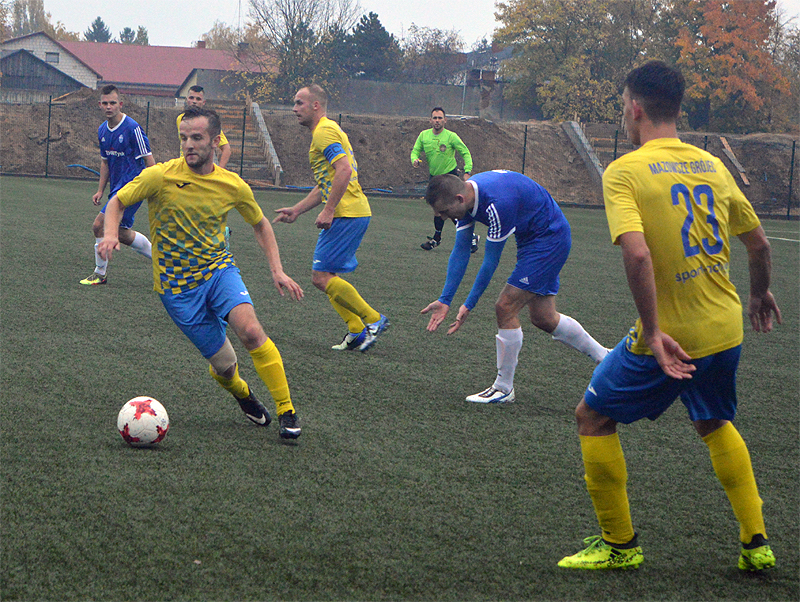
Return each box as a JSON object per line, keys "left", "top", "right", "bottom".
{"left": 788, "top": 139, "right": 796, "bottom": 219}
{"left": 240, "top": 105, "right": 247, "bottom": 177}
{"left": 45, "top": 96, "right": 52, "bottom": 177}
{"left": 521, "top": 124, "right": 528, "bottom": 174}
{"left": 613, "top": 130, "right": 619, "bottom": 161}
{"left": 703, "top": 135, "right": 708, "bottom": 151}
{"left": 146, "top": 102, "right": 150, "bottom": 135}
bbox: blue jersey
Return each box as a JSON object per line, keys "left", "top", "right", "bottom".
{"left": 98, "top": 114, "right": 152, "bottom": 197}
{"left": 456, "top": 170, "right": 567, "bottom": 244}
{"left": 440, "top": 170, "right": 571, "bottom": 309}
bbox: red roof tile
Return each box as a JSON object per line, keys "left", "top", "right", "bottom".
{"left": 59, "top": 41, "right": 258, "bottom": 88}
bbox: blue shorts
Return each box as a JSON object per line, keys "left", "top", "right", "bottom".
{"left": 159, "top": 266, "right": 252, "bottom": 358}
{"left": 102, "top": 198, "right": 144, "bottom": 230}
{"left": 312, "top": 216, "right": 370, "bottom": 273}
{"left": 507, "top": 220, "right": 571, "bottom": 295}
{"left": 584, "top": 339, "right": 741, "bottom": 423}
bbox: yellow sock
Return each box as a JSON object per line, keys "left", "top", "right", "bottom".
{"left": 327, "top": 294, "right": 365, "bottom": 333}
{"left": 208, "top": 363, "right": 250, "bottom": 399}
{"left": 580, "top": 433, "right": 635, "bottom": 545}
{"left": 325, "top": 276, "right": 381, "bottom": 327}
{"left": 250, "top": 338, "right": 294, "bottom": 416}
{"left": 703, "top": 422, "right": 766, "bottom": 543}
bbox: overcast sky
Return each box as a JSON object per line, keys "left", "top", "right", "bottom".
{"left": 40, "top": 0, "right": 800, "bottom": 50}
{"left": 41, "top": 0, "right": 499, "bottom": 48}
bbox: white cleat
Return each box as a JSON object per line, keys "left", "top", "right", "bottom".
{"left": 466, "top": 386, "right": 515, "bottom": 404}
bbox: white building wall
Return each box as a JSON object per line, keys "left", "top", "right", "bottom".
{"left": 1, "top": 35, "right": 99, "bottom": 89}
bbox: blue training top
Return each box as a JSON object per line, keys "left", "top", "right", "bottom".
{"left": 438, "top": 170, "right": 568, "bottom": 310}
{"left": 98, "top": 114, "right": 152, "bottom": 198}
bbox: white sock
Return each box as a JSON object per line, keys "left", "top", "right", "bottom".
{"left": 93, "top": 237, "right": 108, "bottom": 276}
{"left": 551, "top": 314, "right": 608, "bottom": 363}
{"left": 493, "top": 327, "right": 523, "bottom": 393}
{"left": 128, "top": 231, "right": 152, "bottom": 259}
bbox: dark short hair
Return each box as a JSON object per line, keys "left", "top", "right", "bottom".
{"left": 431, "top": 107, "right": 446, "bottom": 117}
{"left": 181, "top": 105, "right": 221, "bottom": 139}
{"left": 100, "top": 84, "right": 119, "bottom": 96}
{"left": 624, "top": 60, "right": 685, "bottom": 123}
{"left": 425, "top": 174, "right": 463, "bottom": 206}
{"left": 189, "top": 85, "right": 204, "bottom": 93}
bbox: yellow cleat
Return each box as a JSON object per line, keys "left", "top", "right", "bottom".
{"left": 79, "top": 273, "right": 107, "bottom": 285}
{"left": 558, "top": 535, "right": 643, "bottom": 570}
{"left": 738, "top": 545, "right": 776, "bottom": 571}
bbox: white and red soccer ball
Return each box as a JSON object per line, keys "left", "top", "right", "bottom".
{"left": 117, "top": 396, "right": 170, "bottom": 447}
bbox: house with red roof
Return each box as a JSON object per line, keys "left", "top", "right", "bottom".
{"left": 1, "top": 32, "right": 268, "bottom": 100}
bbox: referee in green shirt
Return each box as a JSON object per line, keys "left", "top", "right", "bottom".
{"left": 411, "top": 107, "right": 478, "bottom": 252}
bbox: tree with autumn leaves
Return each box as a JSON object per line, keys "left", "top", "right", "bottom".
{"left": 495, "top": 0, "right": 797, "bottom": 133}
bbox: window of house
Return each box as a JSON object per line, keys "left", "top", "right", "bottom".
{"left": 45, "top": 52, "right": 59, "bottom": 64}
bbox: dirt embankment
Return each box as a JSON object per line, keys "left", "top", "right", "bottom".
{"left": 2, "top": 87, "right": 796, "bottom": 214}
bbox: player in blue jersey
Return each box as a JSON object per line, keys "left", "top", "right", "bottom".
{"left": 80, "top": 85, "right": 155, "bottom": 286}
{"left": 98, "top": 106, "right": 304, "bottom": 439}
{"left": 421, "top": 170, "right": 608, "bottom": 403}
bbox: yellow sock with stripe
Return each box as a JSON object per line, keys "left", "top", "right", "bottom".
{"left": 208, "top": 363, "right": 250, "bottom": 399}
{"left": 326, "top": 276, "right": 381, "bottom": 328}
{"left": 250, "top": 338, "right": 294, "bottom": 417}
{"left": 580, "top": 433, "right": 636, "bottom": 546}
{"left": 327, "top": 294, "right": 365, "bottom": 333}
{"left": 703, "top": 422, "right": 766, "bottom": 543}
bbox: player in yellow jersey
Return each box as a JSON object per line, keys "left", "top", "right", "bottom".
{"left": 273, "top": 84, "right": 389, "bottom": 352}
{"left": 98, "top": 106, "right": 305, "bottom": 440}
{"left": 558, "top": 61, "right": 781, "bottom": 571}
{"left": 177, "top": 85, "right": 231, "bottom": 169}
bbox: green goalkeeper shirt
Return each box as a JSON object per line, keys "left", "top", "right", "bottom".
{"left": 410, "top": 128, "right": 473, "bottom": 176}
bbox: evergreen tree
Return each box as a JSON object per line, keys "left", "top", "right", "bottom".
{"left": 84, "top": 16, "right": 113, "bottom": 43}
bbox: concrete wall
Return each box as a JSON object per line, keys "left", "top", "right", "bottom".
{"left": 329, "top": 78, "right": 532, "bottom": 122}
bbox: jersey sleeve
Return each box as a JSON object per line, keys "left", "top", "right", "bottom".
{"left": 219, "top": 129, "right": 229, "bottom": 147}
{"left": 132, "top": 126, "right": 152, "bottom": 160}
{"left": 603, "top": 161, "right": 644, "bottom": 245}
{"left": 116, "top": 164, "right": 163, "bottom": 207}
{"left": 721, "top": 166, "right": 760, "bottom": 237}
{"left": 410, "top": 132, "right": 424, "bottom": 162}
{"left": 452, "top": 133, "right": 473, "bottom": 172}
{"left": 314, "top": 124, "right": 346, "bottom": 165}
{"left": 235, "top": 181, "right": 265, "bottom": 225}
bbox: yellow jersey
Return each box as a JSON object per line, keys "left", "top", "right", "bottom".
{"left": 309, "top": 116, "right": 371, "bottom": 218}
{"left": 603, "top": 137, "right": 760, "bottom": 358}
{"left": 116, "top": 158, "right": 264, "bottom": 295}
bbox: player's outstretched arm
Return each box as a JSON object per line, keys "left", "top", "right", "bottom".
{"left": 273, "top": 187, "right": 323, "bottom": 224}
{"left": 421, "top": 301, "right": 450, "bottom": 332}
{"left": 252, "top": 218, "right": 304, "bottom": 301}
{"left": 97, "top": 196, "right": 124, "bottom": 260}
{"left": 739, "top": 226, "right": 782, "bottom": 333}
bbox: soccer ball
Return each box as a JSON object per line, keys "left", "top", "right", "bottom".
{"left": 117, "top": 396, "right": 170, "bottom": 447}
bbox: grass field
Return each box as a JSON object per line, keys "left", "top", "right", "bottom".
{"left": 1, "top": 176, "right": 798, "bottom": 601}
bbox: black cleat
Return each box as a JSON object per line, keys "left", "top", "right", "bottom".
{"left": 236, "top": 392, "right": 272, "bottom": 426}
{"left": 278, "top": 411, "right": 301, "bottom": 439}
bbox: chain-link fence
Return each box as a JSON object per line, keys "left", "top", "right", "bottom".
{"left": 2, "top": 96, "right": 797, "bottom": 216}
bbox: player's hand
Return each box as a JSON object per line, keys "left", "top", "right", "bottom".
{"left": 447, "top": 305, "right": 470, "bottom": 334}
{"left": 421, "top": 300, "right": 449, "bottom": 332}
{"left": 97, "top": 237, "right": 120, "bottom": 261}
{"left": 92, "top": 191, "right": 103, "bottom": 206}
{"left": 412, "top": 159, "right": 421, "bottom": 168}
{"left": 748, "top": 291, "right": 781, "bottom": 333}
{"left": 646, "top": 331, "right": 695, "bottom": 380}
{"left": 314, "top": 206, "right": 335, "bottom": 230}
{"left": 272, "top": 207, "right": 298, "bottom": 224}
{"left": 272, "top": 271, "right": 304, "bottom": 301}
